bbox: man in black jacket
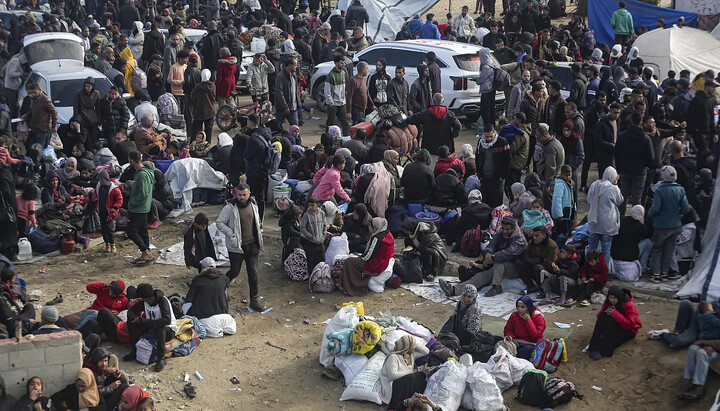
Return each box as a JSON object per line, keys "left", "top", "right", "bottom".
{"left": 185, "top": 265, "right": 229, "bottom": 319}
{"left": 387, "top": 66, "right": 409, "bottom": 114}
{"left": 118, "top": 0, "right": 140, "bottom": 35}
{"left": 687, "top": 81, "right": 718, "bottom": 153}
{"left": 243, "top": 114, "right": 273, "bottom": 223}
{"left": 124, "top": 284, "right": 175, "bottom": 371}
{"left": 183, "top": 55, "right": 202, "bottom": 131}
{"left": 568, "top": 63, "right": 588, "bottom": 111}
{"left": 669, "top": 140, "right": 697, "bottom": 204}
{"left": 594, "top": 102, "right": 621, "bottom": 178}
{"left": 345, "top": 0, "right": 370, "bottom": 27}
{"left": 408, "top": 93, "right": 461, "bottom": 156}
{"left": 201, "top": 21, "right": 223, "bottom": 78}
{"left": 425, "top": 52, "right": 442, "bottom": 95}
{"left": 475, "top": 123, "right": 511, "bottom": 208}
{"left": 73, "top": 77, "right": 101, "bottom": 151}
{"left": 275, "top": 57, "right": 300, "bottom": 127}
{"left": 141, "top": 24, "right": 165, "bottom": 69}
{"left": 614, "top": 112, "right": 655, "bottom": 215}
{"left": 184, "top": 213, "right": 217, "bottom": 272}
{"left": 581, "top": 91, "right": 608, "bottom": 191}
{"left": 99, "top": 87, "right": 129, "bottom": 147}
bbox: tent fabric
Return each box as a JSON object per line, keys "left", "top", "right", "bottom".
{"left": 165, "top": 158, "right": 228, "bottom": 212}
{"left": 713, "top": 21, "right": 720, "bottom": 41}
{"left": 628, "top": 27, "right": 720, "bottom": 81}
{"left": 336, "top": 0, "right": 439, "bottom": 43}
{"left": 588, "top": 0, "right": 698, "bottom": 47}
{"left": 676, "top": 162, "right": 720, "bottom": 301}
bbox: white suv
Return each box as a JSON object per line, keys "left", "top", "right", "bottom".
{"left": 309, "top": 39, "right": 505, "bottom": 120}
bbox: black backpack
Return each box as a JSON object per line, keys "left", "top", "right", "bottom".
{"left": 517, "top": 369, "right": 549, "bottom": 407}
{"left": 545, "top": 377, "right": 583, "bottom": 407}
{"left": 492, "top": 67, "right": 510, "bottom": 91}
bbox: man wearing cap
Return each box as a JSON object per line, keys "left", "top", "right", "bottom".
{"left": 647, "top": 165, "right": 692, "bottom": 283}
{"left": 440, "top": 216, "right": 528, "bottom": 298}
{"left": 124, "top": 283, "right": 177, "bottom": 371}
{"left": 31, "top": 306, "right": 66, "bottom": 335}
{"left": 687, "top": 80, "right": 718, "bottom": 153}
{"left": 325, "top": 55, "right": 351, "bottom": 136}
{"left": 312, "top": 23, "right": 330, "bottom": 64}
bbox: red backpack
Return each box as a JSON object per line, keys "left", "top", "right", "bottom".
{"left": 530, "top": 338, "right": 566, "bottom": 373}
{"left": 460, "top": 225, "right": 484, "bottom": 257}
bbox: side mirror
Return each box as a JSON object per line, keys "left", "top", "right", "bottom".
{"left": 122, "top": 92, "right": 132, "bottom": 100}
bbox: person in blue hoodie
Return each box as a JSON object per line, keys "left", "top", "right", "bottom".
{"left": 406, "top": 15, "right": 423, "bottom": 38}
{"left": 418, "top": 14, "right": 441, "bottom": 39}
{"left": 552, "top": 165, "right": 576, "bottom": 240}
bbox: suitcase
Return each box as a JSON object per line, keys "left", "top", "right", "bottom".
{"left": 350, "top": 121, "right": 375, "bottom": 139}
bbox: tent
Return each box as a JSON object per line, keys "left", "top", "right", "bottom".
{"left": 588, "top": 0, "right": 697, "bottom": 47}
{"left": 165, "top": 158, "right": 228, "bottom": 212}
{"left": 336, "top": 0, "right": 438, "bottom": 43}
{"left": 628, "top": 27, "right": 720, "bottom": 80}
{"left": 676, "top": 163, "right": 720, "bottom": 301}
{"left": 713, "top": 21, "right": 720, "bottom": 41}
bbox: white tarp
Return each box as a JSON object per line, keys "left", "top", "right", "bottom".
{"left": 713, "top": 22, "right": 720, "bottom": 41}
{"left": 155, "top": 223, "right": 230, "bottom": 267}
{"left": 336, "top": 0, "right": 439, "bottom": 43}
{"left": 676, "top": 162, "right": 720, "bottom": 301}
{"left": 674, "top": 0, "right": 719, "bottom": 16}
{"left": 631, "top": 27, "right": 720, "bottom": 81}
{"left": 165, "top": 158, "right": 228, "bottom": 212}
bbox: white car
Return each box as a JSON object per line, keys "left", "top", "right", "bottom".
{"left": 309, "top": 39, "right": 505, "bottom": 120}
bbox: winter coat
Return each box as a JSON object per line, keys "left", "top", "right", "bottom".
{"left": 409, "top": 105, "right": 461, "bottom": 154}
{"left": 511, "top": 191, "right": 536, "bottom": 222}
{"left": 368, "top": 69, "right": 391, "bottom": 105}
{"left": 568, "top": 72, "right": 588, "bottom": 110}
{"left": 346, "top": 75, "right": 373, "bottom": 114}
{"left": 275, "top": 69, "right": 300, "bottom": 113}
{"left": 201, "top": 31, "right": 223, "bottom": 70}
{"left": 551, "top": 177, "right": 575, "bottom": 219}
{"left": 86, "top": 282, "right": 128, "bottom": 312}
{"left": 503, "top": 124, "right": 529, "bottom": 172}
{"left": 127, "top": 289, "right": 177, "bottom": 331}
{"left": 98, "top": 96, "right": 129, "bottom": 134}
{"left": 672, "top": 156, "right": 697, "bottom": 200}
{"left": 587, "top": 173, "right": 623, "bottom": 236}
{"left": 184, "top": 225, "right": 218, "bottom": 269}
{"left": 312, "top": 167, "right": 351, "bottom": 202}
{"left": 451, "top": 13, "right": 475, "bottom": 38}
{"left": 614, "top": 126, "right": 655, "bottom": 176}
{"left": 419, "top": 20, "right": 441, "bottom": 39}
{"left": 243, "top": 127, "right": 273, "bottom": 179}
{"left": 430, "top": 169, "right": 466, "bottom": 207}
{"left": 477, "top": 48, "right": 497, "bottom": 94}
{"left": 387, "top": 77, "right": 409, "bottom": 113}
{"left": 542, "top": 93, "right": 567, "bottom": 135}
{"left": 484, "top": 222, "right": 528, "bottom": 263}
{"left": 519, "top": 91, "right": 542, "bottom": 130}
{"left": 216, "top": 198, "right": 264, "bottom": 253}
{"left": 610, "top": 8, "right": 634, "bottom": 35}
{"left": 183, "top": 65, "right": 202, "bottom": 97}
{"left": 555, "top": 253, "right": 581, "bottom": 280}
{"left": 73, "top": 78, "right": 101, "bottom": 126}
{"left": 475, "top": 135, "right": 511, "bottom": 180}
{"left": 508, "top": 81, "right": 529, "bottom": 119}
{"left": 504, "top": 308, "right": 546, "bottom": 343}
{"left": 579, "top": 255, "right": 609, "bottom": 287}
{"left": 128, "top": 21, "right": 144, "bottom": 59}
{"left": 325, "top": 67, "right": 347, "bottom": 107}
{"left": 523, "top": 236, "right": 558, "bottom": 270}
{"left": 23, "top": 93, "right": 57, "bottom": 131}
{"left": 118, "top": 2, "right": 140, "bottom": 30}
{"left": 687, "top": 90, "right": 716, "bottom": 134}
{"left": 537, "top": 136, "right": 565, "bottom": 188}
{"left": 598, "top": 288, "right": 642, "bottom": 335}
{"left": 401, "top": 158, "right": 435, "bottom": 202}
{"left": 409, "top": 71, "right": 431, "bottom": 113}
{"left": 594, "top": 115, "right": 617, "bottom": 165}
{"left": 345, "top": 0, "right": 370, "bottom": 26}
{"left": 427, "top": 61, "right": 442, "bottom": 95}
{"left": 216, "top": 57, "right": 237, "bottom": 98}
{"left": 246, "top": 61, "right": 275, "bottom": 96}
{"left": 434, "top": 156, "right": 465, "bottom": 179}
{"left": 94, "top": 182, "right": 123, "bottom": 220}
{"left": 185, "top": 269, "right": 230, "bottom": 319}
{"left": 191, "top": 81, "right": 217, "bottom": 120}
{"left": 147, "top": 63, "right": 164, "bottom": 101}
{"left": 299, "top": 208, "right": 326, "bottom": 244}
{"left": 362, "top": 230, "right": 395, "bottom": 274}
{"left": 141, "top": 29, "right": 165, "bottom": 64}
{"left": 648, "top": 181, "right": 692, "bottom": 229}
{"left": 611, "top": 216, "right": 650, "bottom": 261}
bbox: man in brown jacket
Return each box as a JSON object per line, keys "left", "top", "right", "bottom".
{"left": 515, "top": 226, "right": 558, "bottom": 292}
{"left": 23, "top": 82, "right": 57, "bottom": 148}
{"left": 345, "top": 61, "right": 374, "bottom": 125}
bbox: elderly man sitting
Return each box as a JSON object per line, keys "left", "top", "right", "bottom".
{"left": 134, "top": 116, "right": 168, "bottom": 155}
{"left": 440, "top": 216, "right": 528, "bottom": 298}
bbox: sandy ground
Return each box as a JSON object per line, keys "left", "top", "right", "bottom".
{"left": 13, "top": 95, "right": 716, "bottom": 410}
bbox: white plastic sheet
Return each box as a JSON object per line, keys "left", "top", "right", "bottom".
{"left": 165, "top": 158, "right": 228, "bottom": 212}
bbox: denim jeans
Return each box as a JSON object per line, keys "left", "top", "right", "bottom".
{"left": 618, "top": 171, "right": 646, "bottom": 216}
{"left": 662, "top": 300, "right": 699, "bottom": 348}
{"left": 685, "top": 344, "right": 717, "bottom": 385}
{"left": 28, "top": 130, "right": 52, "bottom": 147}
{"left": 588, "top": 232, "right": 613, "bottom": 267}
{"left": 638, "top": 238, "right": 651, "bottom": 270}
{"left": 651, "top": 227, "right": 681, "bottom": 275}
{"left": 276, "top": 108, "right": 299, "bottom": 127}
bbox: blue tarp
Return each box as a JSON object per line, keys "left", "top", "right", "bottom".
{"left": 588, "top": 0, "right": 698, "bottom": 46}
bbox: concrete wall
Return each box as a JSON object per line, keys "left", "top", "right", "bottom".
{"left": 0, "top": 330, "right": 82, "bottom": 400}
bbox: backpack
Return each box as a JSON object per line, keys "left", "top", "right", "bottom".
{"left": 131, "top": 66, "right": 147, "bottom": 91}
{"left": 400, "top": 250, "right": 423, "bottom": 283}
{"left": 488, "top": 205, "right": 513, "bottom": 235}
{"left": 530, "top": 338, "right": 565, "bottom": 373}
{"left": 545, "top": 377, "right": 583, "bottom": 407}
{"left": 460, "top": 225, "right": 484, "bottom": 257}
{"left": 284, "top": 247, "right": 309, "bottom": 281}
{"left": 492, "top": 67, "right": 510, "bottom": 91}
{"left": 517, "top": 369, "right": 548, "bottom": 407}
{"left": 309, "top": 262, "right": 335, "bottom": 292}
{"left": 578, "top": 29, "right": 596, "bottom": 51}
{"left": 258, "top": 134, "right": 281, "bottom": 175}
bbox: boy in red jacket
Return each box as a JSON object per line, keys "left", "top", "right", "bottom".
{"left": 504, "top": 295, "right": 547, "bottom": 359}
{"left": 76, "top": 281, "right": 128, "bottom": 329}
{"left": 588, "top": 285, "right": 642, "bottom": 360}
{"left": 577, "top": 250, "right": 608, "bottom": 307}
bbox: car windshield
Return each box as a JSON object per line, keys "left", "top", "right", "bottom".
{"left": 454, "top": 54, "right": 480, "bottom": 72}
{"left": 547, "top": 66, "right": 572, "bottom": 91}
{"left": 50, "top": 77, "right": 112, "bottom": 107}
{"left": 25, "top": 39, "right": 84, "bottom": 66}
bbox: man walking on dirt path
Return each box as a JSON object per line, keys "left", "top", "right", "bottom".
{"left": 127, "top": 151, "right": 155, "bottom": 265}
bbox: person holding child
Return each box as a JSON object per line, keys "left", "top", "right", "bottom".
{"left": 588, "top": 285, "right": 641, "bottom": 360}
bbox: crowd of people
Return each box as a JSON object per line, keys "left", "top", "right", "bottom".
{"left": 0, "top": 0, "right": 717, "bottom": 407}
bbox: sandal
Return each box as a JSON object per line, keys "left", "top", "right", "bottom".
{"left": 537, "top": 300, "right": 553, "bottom": 306}
{"left": 556, "top": 300, "right": 574, "bottom": 307}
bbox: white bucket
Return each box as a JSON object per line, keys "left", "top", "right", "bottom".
{"left": 17, "top": 238, "right": 32, "bottom": 261}
{"left": 272, "top": 184, "right": 292, "bottom": 201}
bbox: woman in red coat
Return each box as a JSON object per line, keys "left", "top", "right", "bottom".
{"left": 504, "top": 295, "right": 547, "bottom": 359}
{"left": 589, "top": 285, "right": 642, "bottom": 360}
{"left": 339, "top": 217, "right": 395, "bottom": 296}
{"left": 215, "top": 47, "right": 237, "bottom": 107}
{"left": 92, "top": 171, "right": 123, "bottom": 253}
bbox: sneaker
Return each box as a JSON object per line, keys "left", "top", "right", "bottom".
{"left": 650, "top": 275, "right": 662, "bottom": 284}
{"left": 667, "top": 271, "right": 681, "bottom": 280}
{"left": 661, "top": 274, "right": 669, "bottom": 282}
{"left": 148, "top": 220, "right": 163, "bottom": 229}
{"left": 105, "top": 242, "right": 111, "bottom": 252}
{"left": 439, "top": 279, "right": 455, "bottom": 297}
{"left": 579, "top": 300, "right": 591, "bottom": 307}
{"left": 154, "top": 358, "right": 166, "bottom": 372}
{"left": 647, "top": 329, "right": 670, "bottom": 340}
{"left": 484, "top": 285, "right": 503, "bottom": 298}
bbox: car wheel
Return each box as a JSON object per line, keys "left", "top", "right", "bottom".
{"left": 312, "top": 78, "right": 327, "bottom": 113}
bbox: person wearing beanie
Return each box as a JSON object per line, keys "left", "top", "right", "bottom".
{"left": 185, "top": 262, "right": 230, "bottom": 319}
{"left": 124, "top": 283, "right": 178, "bottom": 371}
{"left": 509, "top": 182, "right": 535, "bottom": 224}
{"left": 504, "top": 295, "right": 547, "bottom": 359}
{"left": 440, "top": 215, "right": 528, "bottom": 298}
{"left": 31, "top": 306, "right": 66, "bottom": 334}
{"left": 449, "top": 189, "right": 492, "bottom": 251}
{"left": 647, "top": 165, "right": 692, "bottom": 283}
{"left": 75, "top": 280, "right": 129, "bottom": 330}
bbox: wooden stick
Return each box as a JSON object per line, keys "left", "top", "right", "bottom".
{"left": 266, "top": 341, "right": 288, "bottom": 351}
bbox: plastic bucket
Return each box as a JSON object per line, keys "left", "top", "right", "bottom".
{"left": 272, "top": 184, "right": 292, "bottom": 201}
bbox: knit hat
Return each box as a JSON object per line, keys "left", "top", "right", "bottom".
{"left": 321, "top": 22, "right": 331, "bottom": 30}
{"left": 462, "top": 284, "right": 478, "bottom": 299}
{"left": 660, "top": 165, "right": 677, "bottom": 182}
{"left": 108, "top": 280, "right": 125, "bottom": 296}
{"left": 511, "top": 182, "right": 525, "bottom": 196}
{"left": 501, "top": 215, "right": 517, "bottom": 226}
{"left": 136, "top": 283, "right": 154, "bottom": 299}
{"left": 41, "top": 306, "right": 59, "bottom": 322}
{"left": 562, "top": 244, "right": 576, "bottom": 255}
{"left": 289, "top": 125, "right": 300, "bottom": 134}
{"left": 468, "top": 189, "right": 482, "bottom": 204}
{"left": 200, "top": 257, "right": 217, "bottom": 268}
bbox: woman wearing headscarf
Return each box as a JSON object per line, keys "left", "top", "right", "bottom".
{"left": 401, "top": 149, "right": 435, "bottom": 203}
{"left": 587, "top": 166, "right": 623, "bottom": 267}
{"left": 609, "top": 44, "right": 623, "bottom": 66}
{"left": 402, "top": 217, "right": 447, "bottom": 282}
{"left": 40, "top": 170, "right": 69, "bottom": 205}
{"left": 115, "top": 385, "right": 150, "bottom": 411}
{"left": 457, "top": 143, "right": 476, "bottom": 178}
{"left": 559, "top": 119, "right": 584, "bottom": 192}
{"left": 363, "top": 161, "right": 392, "bottom": 217}
{"left": 120, "top": 47, "right": 137, "bottom": 97}
{"left": 343, "top": 203, "right": 371, "bottom": 253}
{"left": 83, "top": 347, "right": 128, "bottom": 409}
{"left": 51, "top": 368, "right": 106, "bottom": 410}
{"left": 381, "top": 149, "right": 401, "bottom": 205}
{"left": 598, "top": 66, "right": 619, "bottom": 104}
{"left": 334, "top": 148, "right": 356, "bottom": 180}
{"left": 509, "top": 182, "right": 536, "bottom": 225}
{"left": 379, "top": 334, "right": 430, "bottom": 405}
{"left": 440, "top": 284, "right": 485, "bottom": 346}
{"left": 13, "top": 376, "right": 50, "bottom": 410}
{"left": 504, "top": 295, "right": 546, "bottom": 359}
{"left": 338, "top": 217, "right": 395, "bottom": 296}
{"left": 93, "top": 170, "right": 123, "bottom": 253}
{"left": 191, "top": 69, "right": 217, "bottom": 142}
{"left": 625, "top": 46, "right": 643, "bottom": 73}
{"left": 321, "top": 201, "right": 343, "bottom": 235}
{"left": 611, "top": 205, "right": 651, "bottom": 281}
{"left": 57, "top": 157, "right": 80, "bottom": 186}
{"left": 588, "top": 285, "right": 641, "bottom": 360}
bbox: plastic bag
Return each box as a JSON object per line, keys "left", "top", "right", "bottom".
{"left": 335, "top": 354, "right": 369, "bottom": 385}
{"left": 486, "top": 346, "right": 514, "bottom": 391}
{"left": 325, "top": 233, "right": 350, "bottom": 265}
{"left": 466, "top": 362, "right": 506, "bottom": 411}
{"left": 368, "top": 258, "right": 394, "bottom": 293}
{"left": 319, "top": 306, "right": 359, "bottom": 366}
{"left": 424, "top": 360, "right": 468, "bottom": 411}
{"left": 41, "top": 145, "right": 58, "bottom": 163}
{"left": 199, "top": 314, "right": 237, "bottom": 338}
{"left": 49, "top": 132, "right": 63, "bottom": 150}
{"left": 507, "top": 354, "right": 535, "bottom": 385}
{"left": 396, "top": 316, "right": 434, "bottom": 342}
{"left": 340, "top": 351, "right": 387, "bottom": 404}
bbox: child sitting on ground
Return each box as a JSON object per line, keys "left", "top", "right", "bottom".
{"left": 178, "top": 142, "right": 190, "bottom": 159}
{"left": 279, "top": 205, "right": 303, "bottom": 260}
{"left": 577, "top": 250, "right": 609, "bottom": 306}
{"left": 521, "top": 199, "right": 554, "bottom": 237}
{"left": 697, "top": 302, "right": 720, "bottom": 341}
{"left": 190, "top": 131, "right": 211, "bottom": 158}
{"left": 0, "top": 135, "right": 20, "bottom": 165}
{"left": 539, "top": 244, "right": 581, "bottom": 306}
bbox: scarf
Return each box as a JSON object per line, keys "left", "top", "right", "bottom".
{"left": 560, "top": 119, "right": 580, "bottom": 155}
{"left": 321, "top": 201, "right": 339, "bottom": 225}
{"left": 76, "top": 368, "right": 101, "bottom": 408}
{"left": 121, "top": 385, "right": 147, "bottom": 411}
{"left": 57, "top": 157, "right": 80, "bottom": 181}
{"left": 390, "top": 335, "right": 415, "bottom": 366}
{"left": 630, "top": 205, "right": 644, "bottom": 223}
{"left": 364, "top": 162, "right": 392, "bottom": 217}
{"left": 455, "top": 297, "right": 483, "bottom": 336}
{"left": 478, "top": 133, "right": 498, "bottom": 150}
{"left": 459, "top": 143, "right": 475, "bottom": 161}
{"left": 328, "top": 125, "right": 342, "bottom": 141}
{"left": 383, "top": 149, "right": 398, "bottom": 162}
{"left": 370, "top": 217, "right": 388, "bottom": 233}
